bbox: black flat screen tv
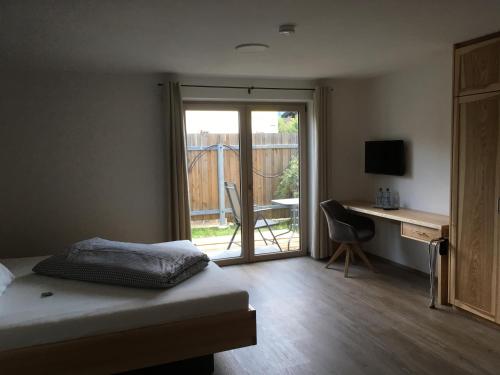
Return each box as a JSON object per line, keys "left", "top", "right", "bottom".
{"left": 365, "top": 140, "right": 405, "bottom": 176}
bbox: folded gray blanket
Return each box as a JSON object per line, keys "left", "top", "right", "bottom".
{"left": 33, "top": 238, "right": 210, "bottom": 288}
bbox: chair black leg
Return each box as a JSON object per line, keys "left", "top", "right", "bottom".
{"left": 227, "top": 224, "right": 240, "bottom": 250}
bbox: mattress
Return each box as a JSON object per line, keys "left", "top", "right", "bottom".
{"left": 0, "top": 245, "right": 249, "bottom": 352}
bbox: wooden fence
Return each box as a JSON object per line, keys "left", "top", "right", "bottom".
{"left": 187, "top": 133, "right": 298, "bottom": 223}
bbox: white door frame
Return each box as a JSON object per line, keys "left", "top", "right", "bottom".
{"left": 184, "top": 101, "right": 308, "bottom": 266}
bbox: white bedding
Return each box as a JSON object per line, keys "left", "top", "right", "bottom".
{"left": 0, "top": 250, "right": 249, "bottom": 352}
{"left": 0, "top": 262, "right": 14, "bottom": 296}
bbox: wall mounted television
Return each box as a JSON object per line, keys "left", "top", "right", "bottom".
{"left": 365, "top": 140, "right": 405, "bottom": 176}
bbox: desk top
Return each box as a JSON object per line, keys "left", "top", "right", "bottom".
{"left": 342, "top": 201, "right": 449, "bottom": 230}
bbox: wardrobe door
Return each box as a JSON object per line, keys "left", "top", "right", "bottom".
{"left": 453, "top": 91, "right": 500, "bottom": 320}
{"left": 455, "top": 36, "right": 500, "bottom": 96}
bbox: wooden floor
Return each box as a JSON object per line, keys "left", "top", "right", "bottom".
{"left": 214, "top": 256, "right": 500, "bottom": 375}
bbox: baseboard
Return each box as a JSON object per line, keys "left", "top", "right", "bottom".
{"left": 364, "top": 252, "right": 429, "bottom": 278}
{"left": 316, "top": 248, "right": 429, "bottom": 278}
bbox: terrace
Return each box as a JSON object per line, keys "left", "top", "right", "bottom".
{"left": 192, "top": 219, "right": 300, "bottom": 260}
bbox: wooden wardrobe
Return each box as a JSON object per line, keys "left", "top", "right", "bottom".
{"left": 450, "top": 32, "right": 500, "bottom": 322}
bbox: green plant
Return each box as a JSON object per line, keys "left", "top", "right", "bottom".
{"left": 191, "top": 224, "right": 238, "bottom": 239}
{"left": 275, "top": 155, "right": 299, "bottom": 198}
{"left": 191, "top": 221, "right": 291, "bottom": 239}
{"left": 278, "top": 115, "right": 298, "bottom": 134}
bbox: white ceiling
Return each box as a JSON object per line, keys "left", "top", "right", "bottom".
{"left": 1, "top": 0, "right": 500, "bottom": 78}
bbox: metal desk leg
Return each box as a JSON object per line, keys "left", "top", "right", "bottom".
{"left": 429, "top": 241, "right": 438, "bottom": 308}
{"left": 287, "top": 207, "right": 298, "bottom": 251}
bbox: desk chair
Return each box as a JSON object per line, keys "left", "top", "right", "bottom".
{"left": 320, "top": 199, "right": 375, "bottom": 277}
{"left": 225, "top": 182, "right": 283, "bottom": 252}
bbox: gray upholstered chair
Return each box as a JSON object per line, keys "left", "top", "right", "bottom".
{"left": 320, "top": 199, "right": 375, "bottom": 277}
{"left": 225, "top": 182, "right": 283, "bottom": 251}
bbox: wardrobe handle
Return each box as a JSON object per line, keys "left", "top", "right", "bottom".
{"left": 498, "top": 197, "right": 500, "bottom": 214}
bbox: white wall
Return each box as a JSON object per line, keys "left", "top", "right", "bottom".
{"left": 328, "top": 51, "right": 453, "bottom": 272}
{"left": 325, "top": 79, "right": 373, "bottom": 201}
{"left": 0, "top": 71, "right": 165, "bottom": 258}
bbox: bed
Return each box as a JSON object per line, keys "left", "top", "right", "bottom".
{"left": 0, "top": 245, "right": 256, "bottom": 374}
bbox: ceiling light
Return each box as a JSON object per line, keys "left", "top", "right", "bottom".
{"left": 279, "top": 24, "right": 296, "bottom": 36}
{"left": 235, "top": 43, "right": 270, "bottom": 52}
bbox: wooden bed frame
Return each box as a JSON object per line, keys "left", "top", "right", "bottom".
{"left": 0, "top": 306, "right": 256, "bottom": 374}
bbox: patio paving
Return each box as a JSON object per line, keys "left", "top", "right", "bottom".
{"left": 192, "top": 228, "right": 300, "bottom": 260}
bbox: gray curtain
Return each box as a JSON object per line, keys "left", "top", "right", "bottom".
{"left": 163, "top": 82, "right": 192, "bottom": 241}
{"left": 309, "top": 87, "right": 331, "bottom": 259}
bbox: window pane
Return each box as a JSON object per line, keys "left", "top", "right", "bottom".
{"left": 185, "top": 110, "right": 242, "bottom": 261}
{"left": 251, "top": 111, "right": 300, "bottom": 255}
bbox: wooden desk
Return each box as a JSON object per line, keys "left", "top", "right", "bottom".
{"left": 342, "top": 201, "right": 450, "bottom": 305}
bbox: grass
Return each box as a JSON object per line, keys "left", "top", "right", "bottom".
{"left": 191, "top": 220, "right": 291, "bottom": 238}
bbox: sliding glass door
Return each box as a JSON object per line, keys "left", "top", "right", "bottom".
{"left": 184, "top": 102, "right": 307, "bottom": 264}
{"left": 248, "top": 106, "right": 306, "bottom": 260}
{"left": 184, "top": 105, "right": 244, "bottom": 261}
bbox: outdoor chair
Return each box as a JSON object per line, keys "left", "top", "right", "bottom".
{"left": 224, "top": 182, "right": 283, "bottom": 252}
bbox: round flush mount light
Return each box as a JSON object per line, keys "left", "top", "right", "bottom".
{"left": 235, "top": 43, "right": 270, "bottom": 52}
{"left": 279, "top": 24, "right": 296, "bottom": 36}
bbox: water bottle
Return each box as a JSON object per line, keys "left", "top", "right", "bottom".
{"left": 384, "top": 188, "right": 392, "bottom": 209}
{"left": 375, "top": 188, "right": 383, "bottom": 207}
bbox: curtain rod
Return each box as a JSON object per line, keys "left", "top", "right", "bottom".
{"left": 157, "top": 83, "right": 316, "bottom": 94}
